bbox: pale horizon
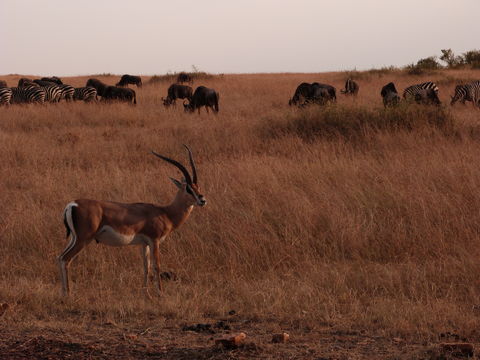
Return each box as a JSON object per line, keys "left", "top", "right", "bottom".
{"left": 1, "top": 0, "right": 478, "bottom": 76}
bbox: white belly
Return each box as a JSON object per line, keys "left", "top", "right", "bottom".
{"left": 95, "top": 226, "right": 149, "bottom": 246}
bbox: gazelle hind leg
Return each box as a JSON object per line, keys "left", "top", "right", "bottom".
{"left": 151, "top": 241, "right": 163, "bottom": 293}
{"left": 58, "top": 237, "right": 92, "bottom": 295}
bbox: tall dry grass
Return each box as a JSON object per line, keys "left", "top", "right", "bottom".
{"left": 1, "top": 70, "right": 480, "bottom": 339}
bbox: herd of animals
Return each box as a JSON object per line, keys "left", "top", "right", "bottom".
{"left": 0, "top": 73, "right": 479, "bottom": 113}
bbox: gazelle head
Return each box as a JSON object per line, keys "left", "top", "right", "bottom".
{"left": 151, "top": 145, "right": 206, "bottom": 207}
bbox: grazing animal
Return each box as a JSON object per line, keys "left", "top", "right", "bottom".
{"left": 403, "top": 81, "right": 439, "bottom": 101}
{"left": 177, "top": 72, "right": 193, "bottom": 84}
{"left": 451, "top": 81, "right": 480, "bottom": 107}
{"left": 381, "top": 82, "right": 400, "bottom": 107}
{"left": 103, "top": 86, "right": 137, "bottom": 104}
{"left": 41, "top": 76, "right": 63, "bottom": 85}
{"left": 0, "top": 80, "right": 7, "bottom": 87}
{"left": 86, "top": 78, "right": 109, "bottom": 97}
{"left": 413, "top": 88, "right": 441, "bottom": 105}
{"left": 58, "top": 84, "right": 75, "bottom": 101}
{"left": 40, "top": 84, "right": 63, "bottom": 103}
{"left": 313, "top": 83, "right": 336, "bottom": 102}
{"left": 162, "top": 84, "right": 193, "bottom": 107}
{"left": 183, "top": 86, "right": 219, "bottom": 113}
{"left": 10, "top": 86, "right": 45, "bottom": 104}
{"left": 340, "top": 78, "right": 359, "bottom": 96}
{"left": 73, "top": 87, "right": 97, "bottom": 102}
{"left": 18, "top": 78, "right": 38, "bottom": 88}
{"left": 34, "top": 79, "right": 58, "bottom": 87}
{"left": 57, "top": 145, "right": 206, "bottom": 296}
{"left": 289, "top": 82, "right": 336, "bottom": 106}
{"left": 0, "top": 87, "right": 12, "bottom": 105}
{"left": 289, "top": 82, "right": 314, "bottom": 106}
{"left": 116, "top": 74, "right": 142, "bottom": 88}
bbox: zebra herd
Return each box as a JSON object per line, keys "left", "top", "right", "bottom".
{"left": 0, "top": 76, "right": 99, "bottom": 105}
{"left": 290, "top": 78, "right": 480, "bottom": 108}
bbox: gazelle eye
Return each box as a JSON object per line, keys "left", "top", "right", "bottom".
{"left": 186, "top": 186, "right": 193, "bottom": 195}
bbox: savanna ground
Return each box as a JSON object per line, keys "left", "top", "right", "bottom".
{"left": 1, "top": 68, "right": 480, "bottom": 359}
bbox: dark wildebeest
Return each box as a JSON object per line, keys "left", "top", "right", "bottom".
{"left": 0, "top": 80, "right": 7, "bottom": 87}
{"left": 116, "top": 74, "right": 142, "bottom": 88}
{"left": 103, "top": 86, "right": 137, "bottom": 104}
{"left": 34, "top": 79, "right": 59, "bottom": 87}
{"left": 340, "top": 78, "right": 359, "bottom": 96}
{"left": 289, "top": 82, "right": 336, "bottom": 106}
{"left": 413, "top": 88, "right": 441, "bottom": 105}
{"left": 289, "top": 82, "right": 313, "bottom": 106}
{"left": 41, "top": 76, "right": 63, "bottom": 85}
{"left": 162, "top": 84, "right": 193, "bottom": 107}
{"left": 86, "top": 78, "right": 108, "bottom": 97}
{"left": 183, "top": 86, "right": 219, "bottom": 114}
{"left": 177, "top": 72, "right": 193, "bottom": 84}
{"left": 18, "top": 78, "right": 38, "bottom": 88}
{"left": 381, "top": 82, "right": 400, "bottom": 107}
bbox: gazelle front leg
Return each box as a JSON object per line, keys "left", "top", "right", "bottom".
{"left": 141, "top": 244, "right": 152, "bottom": 288}
{"left": 152, "top": 240, "right": 163, "bottom": 293}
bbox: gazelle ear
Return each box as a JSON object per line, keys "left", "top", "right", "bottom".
{"left": 169, "top": 177, "right": 183, "bottom": 189}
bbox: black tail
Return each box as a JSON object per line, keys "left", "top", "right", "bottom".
{"left": 63, "top": 212, "right": 70, "bottom": 239}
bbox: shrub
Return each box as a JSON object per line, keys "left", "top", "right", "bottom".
{"left": 262, "top": 104, "right": 455, "bottom": 143}
{"left": 147, "top": 68, "right": 215, "bottom": 85}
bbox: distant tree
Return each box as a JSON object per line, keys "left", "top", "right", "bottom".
{"left": 440, "top": 49, "right": 464, "bottom": 68}
{"left": 415, "top": 56, "right": 441, "bottom": 70}
{"left": 462, "top": 50, "right": 480, "bottom": 67}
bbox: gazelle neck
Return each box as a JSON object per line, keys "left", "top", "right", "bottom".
{"left": 164, "top": 189, "right": 194, "bottom": 230}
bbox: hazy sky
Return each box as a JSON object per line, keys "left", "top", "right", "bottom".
{"left": 1, "top": 0, "right": 478, "bottom": 76}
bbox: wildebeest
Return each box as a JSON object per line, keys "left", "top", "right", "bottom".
{"left": 0, "top": 80, "right": 7, "bottom": 87}
{"left": 381, "top": 82, "right": 400, "bottom": 107}
{"left": 116, "top": 74, "right": 142, "bottom": 87}
{"left": 86, "top": 78, "right": 108, "bottom": 97}
{"left": 34, "top": 79, "right": 59, "bottom": 87}
{"left": 413, "top": 88, "right": 441, "bottom": 105}
{"left": 183, "top": 86, "right": 219, "bottom": 113}
{"left": 340, "top": 78, "right": 359, "bottom": 96}
{"left": 103, "top": 86, "right": 137, "bottom": 104}
{"left": 18, "top": 78, "right": 38, "bottom": 88}
{"left": 289, "top": 82, "right": 336, "bottom": 106}
{"left": 177, "top": 72, "right": 193, "bottom": 84}
{"left": 41, "top": 76, "right": 63, "bottom": 85}
{"left": 162, "top": 84, "right": 193, "bottom": 107}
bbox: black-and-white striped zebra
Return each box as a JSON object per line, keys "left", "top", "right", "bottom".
{"left": 0, "top": 87, "right": 12, "bottom": 105}
{"left": 40, "top": 84, "right": 63, "bottom": 103}
{"left": 451, "top": 81, "right": 480, "bottom": 107}
{"left": 10, "top": 87, "right": 45, "bottom": 104}
{"left": 73, "top": 87, "right": 97, "bottom": 102}
{"left": 59, "top": 84, "right": 75, "bottom": 101}
{"left": 340, "top": 78, "right": 359, "bottom": 96}
{"left": 403, "top": 81, "right": 439, "bottom": 100}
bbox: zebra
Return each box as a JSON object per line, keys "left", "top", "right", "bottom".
{"left": 403, "top": 81, "right": 439, "bottom": 101}
{"left": 10, "top": 87, "right": 45, "bottom": 104}
{"left": 38, "top": 84, "right": 63, "bottom": 103}
{"left": 59, "top": 84, "right": 75, "bottom": 101}
{"left": 0, "top": 87, "right": 12, "bottom": 105}
{"left": 451, "top": 81, "right": 480, "bottom": 107}
{"left": 73, "top": 87, "right": 97, "bottom": 102}
{"left": 340, "top": 78, "right": 359, "bottom": 96}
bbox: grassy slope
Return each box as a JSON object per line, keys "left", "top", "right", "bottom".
{"left": 1, "top": 69, "right": 480, "bottom": 341}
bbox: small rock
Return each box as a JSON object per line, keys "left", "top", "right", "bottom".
{"left": 215, "top": 332, "right": 247, "bottom": 349}
{"left": 272, "top": 332, "right": 289, "bottom": 344}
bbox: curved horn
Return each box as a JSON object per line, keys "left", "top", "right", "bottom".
{"left": 151, "top": 150, "right": 192, "bottom": 185}
{"left": 183, "top": 144, "right": 197, "bottom": 184}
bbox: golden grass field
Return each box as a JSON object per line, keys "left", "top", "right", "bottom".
{"left": 1, "top": 69, "right": 480, "bottom": 359}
